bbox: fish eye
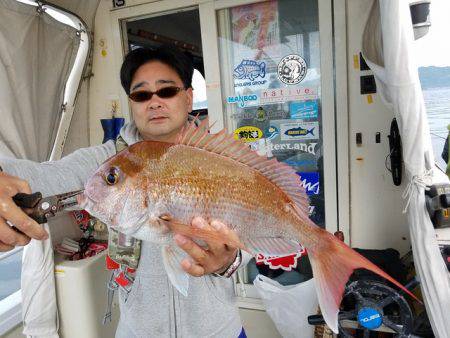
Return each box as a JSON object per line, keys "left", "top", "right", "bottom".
{"left": 104, "top": 167, "right": 120, "bottom": 185}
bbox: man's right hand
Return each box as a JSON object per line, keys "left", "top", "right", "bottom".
{"left": 0, "top": 172, "right": 48, "bottom": 252}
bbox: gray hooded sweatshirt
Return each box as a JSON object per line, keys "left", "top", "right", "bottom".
{"left": 0, "top": 121, "right": 243, "bottom": 338}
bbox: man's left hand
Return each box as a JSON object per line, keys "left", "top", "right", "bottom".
{"left": 174, "top": 217, "right": 239, "bottom": 277}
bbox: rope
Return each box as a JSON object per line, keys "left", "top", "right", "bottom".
{"left": 402, "top": 169, "right": 433, "bottom": 213}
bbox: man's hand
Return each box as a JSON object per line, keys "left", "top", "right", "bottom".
{"left": 174, "top": 217, "right": 239, "bottom": 277}
{"left": 0, "top": 172, "right": 48, "bottom": 252}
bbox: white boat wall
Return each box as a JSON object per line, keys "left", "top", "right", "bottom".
{"left": 0, "top": 0, "right": 448, "bottom": 337}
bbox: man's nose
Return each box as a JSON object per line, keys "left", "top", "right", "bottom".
{"left": 146, "top": 94, "right": 163, "bottom": 110}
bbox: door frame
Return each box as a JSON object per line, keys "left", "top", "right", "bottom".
{"left": 108, "top": 0, "right": 347, "bottom": 305}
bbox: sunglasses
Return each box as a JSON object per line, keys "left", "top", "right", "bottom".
{"left": 128, "top": 86, "right": 185, "bottom": 102}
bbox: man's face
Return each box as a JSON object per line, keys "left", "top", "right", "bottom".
{"left": 129, "top": 61, "right": 193, "bottom": 142}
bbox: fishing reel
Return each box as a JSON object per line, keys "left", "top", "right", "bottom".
{"left": 308, "top": 279, "right": 432, "bottom": 337}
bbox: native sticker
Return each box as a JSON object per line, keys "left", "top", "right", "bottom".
{"left": 280, "top": 121, "right": 319, "bottom": 141}
{"left": 297, "top": 172, "right": 320, "bottom": 195}
{"left": 259, "top": 86, "right": 317, "bottom": 104}
{"left": 289, "top": 100, "right": 319, "bottom": 120}
{"left": 234, "top": 126, "right": 263, "bottom": 142}
{"left": 277, "top": 54, "right": 307, "bottom": 85}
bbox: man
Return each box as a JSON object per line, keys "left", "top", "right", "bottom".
{"left": 0, "top": 45, "right": 246, "bottom": 337}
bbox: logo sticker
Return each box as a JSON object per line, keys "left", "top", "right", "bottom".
{"left": 280, "top": 121, "right": 319, "bottom": 141}
{"left": 277, "top": 54, "right": 308, "bottom": 85}
{"left": 255, "top": 243, "right": 306, "bottom": 271}
{"left": 260, "top": 87, "right": 317, "bottom": 104}
{"left": 290, "top": 100, "right": 319, "bottom": 120}
{"left": 234, "top": 59, "right": 266, "bottom": 81}
{"left": 234, "top": 126, "right": 263, "bottom": 142}
{"left": 227, "top": 94, "right": 258, "bottom": 108}
{"left": 297, "top": 172, "right": 320, "bottom": 195}
{"left": 266, "top": 141, "right": 317, "bottom": 155}
{"left": 231, "top": 108, "right": 289, "bottom": 121}
{"left": 265, "top": 126, "right": 279, "bottom": 140}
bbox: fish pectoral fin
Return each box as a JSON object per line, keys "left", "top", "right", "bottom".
{"left": 161, "top": 244, "right": 189, "bottom": 297}
{"left": 244, "top": 237, "right": 301, "bottom": 256}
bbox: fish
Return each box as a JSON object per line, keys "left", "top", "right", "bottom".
{"left": 77, "top": 119, "right": 419, "bottom": 333}
{"left": 284, "top": 126, "right": 315, "bottom": 137}
{"left": 233, "top": 59, "right": 266, "bottom": 81}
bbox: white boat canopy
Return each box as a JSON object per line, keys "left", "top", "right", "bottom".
{"left": 362, "top": 1, "right": 450, "bottom": 337}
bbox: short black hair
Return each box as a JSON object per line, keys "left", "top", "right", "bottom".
{"left": 120, "top": 45, "right": 194, "bottom": 95}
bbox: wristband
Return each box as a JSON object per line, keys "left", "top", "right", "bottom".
{"left": 214, "top": 249, "right": 242, "bottom": 278}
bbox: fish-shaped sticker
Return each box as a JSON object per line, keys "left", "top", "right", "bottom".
{"left": 233, "top": 60, "right": 266, "bottom": 81}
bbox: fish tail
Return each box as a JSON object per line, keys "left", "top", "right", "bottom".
{"left": 306, "top": 226, "right": 420, "bottom": 333}
{"left": 308, "top": 127, "right": 315, "bottom": 135}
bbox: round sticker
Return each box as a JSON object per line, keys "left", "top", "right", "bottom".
{"left": 277, "top": 54, "right": 307, "bottom": 85}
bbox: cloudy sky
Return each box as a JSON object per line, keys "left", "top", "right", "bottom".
{"left": 414, "top": 0, "right": 450, "bottom": 66}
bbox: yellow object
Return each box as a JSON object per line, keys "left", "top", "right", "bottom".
{"left": 353, "top": 54, "right": 359, "bottom": 69}
{"left": 367, "top": 95, "right": 373, "bottom": 104}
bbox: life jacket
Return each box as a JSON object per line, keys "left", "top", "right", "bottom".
{"left": 103, "top": 135, "right": 142, "bottom": 324}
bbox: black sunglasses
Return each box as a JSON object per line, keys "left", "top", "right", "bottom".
{"left": 128, "top": 86, "right": 185, "bottom": 102}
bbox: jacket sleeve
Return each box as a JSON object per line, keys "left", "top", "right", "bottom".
{"left": 0, "top": 141, "right": 116, "bottom": 196}
{"left": 0, "top": 141, "right": 116, "bottom": 338}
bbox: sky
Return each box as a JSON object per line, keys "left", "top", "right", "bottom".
{"left": 414, "top": 0, "right": 450, "bottom": 66}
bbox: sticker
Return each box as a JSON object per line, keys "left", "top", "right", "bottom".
{"left": 266, "top": 141, "right": 317, "bottom": 155}
{"left": 283, "top": 159, "right": 316, "bottom": 169}
{"left": 280, "top": 121, "right": 319, "bottom": 141}
{"left": 277, "top": 54, "right": 308, "bottom": 85}
{"left": 231, "top": 108, "right": 289, "bottom": 121}
{"left": 265, "top": 126, "right": 279, "bottom": 140}
{"left": 234, "top": 126, "right": 263, "bottom": 142}
{"left": 234, "top": 59, "right": 266, "bottom": 81}
{"left": 255, "top": 243, "right": 306, "bottom": 271}
{"left": 297, "top": 172, "right": 320, "bottom": 195}
{"left": 227, "top": 94, "right": 258, "bottom": 108}
{"left": 367, "top": 94, "right": 373, "bottom": 104}
{"left": 289, "top": 100, "right": 319, "bottom": 120}
{"left": 353, "top": 54, "right": 359, "bottom": 69}
{"left": 260, "top": 87, "right": 317, "bottom": 104}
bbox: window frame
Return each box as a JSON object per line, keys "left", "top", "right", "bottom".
{"left": 0, "top": 1, "right": 90, "bottom": 334}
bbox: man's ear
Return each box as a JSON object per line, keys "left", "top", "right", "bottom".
{"left": 186, "top": 87, "right": 194, "bottom": 112}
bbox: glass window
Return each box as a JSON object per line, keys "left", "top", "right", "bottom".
{"left": 414, "top": 0, "right": 450, "bottom": 171}
{"left": 217, "top": 0, "right": 321, "bottom": 287}
{"left": 0, "top": 250, "right": 22, "bottom": 302}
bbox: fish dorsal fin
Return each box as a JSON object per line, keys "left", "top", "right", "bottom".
{"left": 177, "top": 118, "right": 309, "bottom": 215}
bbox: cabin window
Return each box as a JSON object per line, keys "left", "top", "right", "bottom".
{"left": 217, "top": 0, "right": 321, "bottom": 291}
{"left": 0, "top": 0, "right": 88, "bottom": 334}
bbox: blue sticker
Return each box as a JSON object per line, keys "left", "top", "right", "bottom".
{"left": 284, "top": 126, "right": 315, "bottom": 138}
{"left": 227, "top": 94, "right": 258, "bottom": 108}
{"left": 296, "top": 172, "right": 320, "bottom": 195}
{"left": 358, "top": 308, "right": 383, "bottom": 330}
{"left": 290, "top": 100, "right": 318, "bottom": 119}
{"left": 284, "top": 159, "right": 316, "bottom": 168}
{"left": 265, "top": 126, "right": 279, "bottom": 140}
{"left": 234, "top": 60, "right": 266, "bottom": 81}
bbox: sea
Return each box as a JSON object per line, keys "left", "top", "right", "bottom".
{"left": 0, "top": 87, "right": 450, "bottom": 302}
{"left": 424, "top": 86, "right": 450, "bottom": 171}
